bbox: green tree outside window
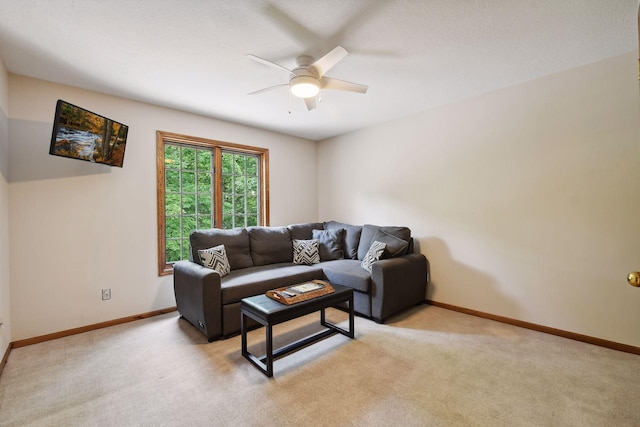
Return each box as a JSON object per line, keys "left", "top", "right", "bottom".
{"left": 158, "top": 132, "right": 268, "bottom": 274}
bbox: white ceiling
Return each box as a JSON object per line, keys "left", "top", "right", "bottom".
{"left": 0, "top": 1, "right": 637, "bottom": 141}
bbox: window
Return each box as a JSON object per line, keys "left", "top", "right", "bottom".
{"left": 156, "top": 131, "right": 269, "bottom": 275}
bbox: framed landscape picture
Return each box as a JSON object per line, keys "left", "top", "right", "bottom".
{"left": 49, "top": 100, "right": 129, "bottom": 167}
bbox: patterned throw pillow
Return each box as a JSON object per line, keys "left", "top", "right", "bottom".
{"left": 292, "top": 239, "right": 320, "bottom": 265}
{"left": 361, "top": 240, "right": 386, "bottom": 272}
{"left": 198, "top": 244, "right": 231, "bottom": 277}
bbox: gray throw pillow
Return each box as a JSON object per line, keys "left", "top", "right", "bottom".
{"left": 312, "top": 228, "right": 345, "bottom": 261}
{"left": 324, "top": 221, "right": 362, "bottom": 259}
{"left": 357, "top": 224, "right": 411, "bottom": 260}
{"left": 372, "top": 229, "right": 409, "bottom": 258}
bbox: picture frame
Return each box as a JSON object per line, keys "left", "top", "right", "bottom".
{"left": 49, "top": 100, "right": 129, "bottom": 167}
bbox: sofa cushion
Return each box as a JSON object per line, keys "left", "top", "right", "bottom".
{"left": 198, "top": 244, "right": 231, "bottom": 277}
{"left": 357, "top": 224, "right": 411, "bottom": 260}
{"left": 288, "top": 222, "right": 324, "bottom": 240}
{"left": 324, "top": 221, "right": 362, "bottom": 260}
{"left": 312, "top": 228, "right": 344, "bottom": 261}
{"left": 190, "top": 228, "right": 253, "bottom": 270}
{"left": 221, "top": 263, "right": 325, "bottom": 304}
{"left": 361, "top": 241, "right": 386, "bottom": 272}
{"left": 372, "top": 229, "right": 409, "bottom": 258}
{"left": 248, "top": 226, "right": 293, "bottom": 266}
{"left": 319, "top": 259, "right": 371, "bottom": 293}
{"left": 292, "top": 239, "right": 320, "bottom": 265}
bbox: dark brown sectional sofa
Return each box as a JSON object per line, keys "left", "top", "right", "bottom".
{"left": 173, "top": 221, "right": 429, "bottom": 342}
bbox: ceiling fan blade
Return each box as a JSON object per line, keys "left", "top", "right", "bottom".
{"left": 246, "top": 54, "right": 293, "bottom": 74}
{"left": 304, "top": 96, "right": 317, "bottom": 111}
{"left": 320, "top": 76, "right": 368, "bottom": 94}
{"left": 309, "top": 46, "right": 348, "bottom": 77}
{"left": 248, "top": 84, "right": 288, "bottom": 95}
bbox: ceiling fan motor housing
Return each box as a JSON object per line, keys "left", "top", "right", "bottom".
{"left": 289, "top": 63, "right": 320, "bottom": 98}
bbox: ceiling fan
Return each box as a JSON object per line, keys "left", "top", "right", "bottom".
{"left": 246, "top": 46, "right": 368, "bottom": 110}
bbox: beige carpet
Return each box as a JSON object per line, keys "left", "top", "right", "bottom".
{"left": 0, "top": 305, "right": 638, "bottom": 426}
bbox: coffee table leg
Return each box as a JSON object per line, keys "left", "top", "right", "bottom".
{"left": 241, "top": 311, "right": 248, "bottom": 357}
{"left": 320, "top": 298, "right": 355, "bottom": 339}
{"left": 348, "top": 293, "right": 355, "bottom": 338}
{"left": 265, "top": 323, "right": 273, "bottom": 377}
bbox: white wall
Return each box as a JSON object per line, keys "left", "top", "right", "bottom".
{"left": 6, "top": 53, "right": 640, "bottom": 348}
{"left": 318, "top": 52, "right": 640, "bottom": 347}
{"left": 8, "top": 75, "right": 318, "bottom": 340}
{"left": 0, "top": 55, "right": 10, "bottom": 355}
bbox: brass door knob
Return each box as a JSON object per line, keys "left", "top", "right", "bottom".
{"left": 628, "top": 272, "right": 640, "bottom": 287}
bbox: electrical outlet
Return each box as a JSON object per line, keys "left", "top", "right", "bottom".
{"left": 102, "top": 288, "right": 111, "bottom": 300}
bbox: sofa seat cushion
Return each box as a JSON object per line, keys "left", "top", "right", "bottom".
{"left": 319, "top": 259, "right": 371, "bottom": 293}
{"left": 221, "top": 263, "right": 324, "bottom": 304}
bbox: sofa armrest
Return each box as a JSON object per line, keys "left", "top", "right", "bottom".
{"left": 173, "top": 260, "right": 222, "bottom": 342}
{"left": 370, "top": 253, "right": 428, "bottom": 323}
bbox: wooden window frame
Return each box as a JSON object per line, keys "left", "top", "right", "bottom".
{"left": 156, "top": 131, "right": 269, "bottom": 276}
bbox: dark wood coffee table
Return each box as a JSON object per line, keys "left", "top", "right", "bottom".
{"left": 240, "top": 283, "right": 354, "bottom": 377}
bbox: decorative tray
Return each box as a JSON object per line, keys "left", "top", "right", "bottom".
{"left": 266, "top": 279, "right": 334, "bottom": 305}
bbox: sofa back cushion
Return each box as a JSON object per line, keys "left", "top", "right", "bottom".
{"left": 357, "top": 224, "right": 411, "bottom": 260}
{"left": 248, "top": 226, "right": 293, "bottom": 266}
{"left": 287, "top": 222, "right": 324, "bottom": 240}
{"left": 324, "top": 221, "right": 362, "bottom": 260}
{"left": 190, "top": 228, "right": 253, "bottom": 270}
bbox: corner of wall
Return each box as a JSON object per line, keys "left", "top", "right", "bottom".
{"left": 0, "top": 53, "right": 12, "bottom": 356}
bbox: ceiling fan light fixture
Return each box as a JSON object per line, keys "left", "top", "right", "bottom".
{"left": 290, "top": 76, "right": 320, "bottom": 98}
